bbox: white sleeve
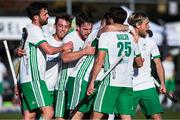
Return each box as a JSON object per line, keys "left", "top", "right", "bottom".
{"left": 98, "top": 33, "right": 108, "bottom": 51}
{"left": 28, "top": 26, "right": 46, "bottom": 46}
{"left": 63, "top": 35, "right": 72, "bottom": 43}
{"left": 150, "top": 40, "right": 161, "bottom": 59}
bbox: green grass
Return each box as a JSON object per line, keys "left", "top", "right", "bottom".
{"left": 134, "top": 110, "right": 180, "bottom": 119}
{"left": 0, "top": 109, "right": 180, "bottom": 119}
{"left": 0, "top": 113, "right": 22, "bottom": 119}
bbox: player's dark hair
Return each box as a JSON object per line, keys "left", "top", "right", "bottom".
{"left": 101, "top": 12, "right": 111, "bottom": 25}
{"left": 55, "top": 13, "right": 72, "bottom": 25}
{"left": 109, "top": 7, "right": 127, "bottom": 24}
{"left": 26, "top": 2, "right": 48, "bottom": 20}
{"left": 76, "top": 12, "right": 93, "bottom": 26}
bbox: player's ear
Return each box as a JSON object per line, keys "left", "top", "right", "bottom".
{"left": 76, "top": 26, "right": 80, "bottom": 31}
{"left": 135, "top": 22, "right": 141, "bottom": 28}
{"left": 33, "top": 15, "right": 39, "bottom": 21}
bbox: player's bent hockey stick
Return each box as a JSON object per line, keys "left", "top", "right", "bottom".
{"left": 15, "top": 27, "right": 28, "bottom": 77}
{"left": 3, "top": 40, "right": 24, "bottom": 114}
{"left": 3, "top": 40, "right": 18, "bottom": 86}
{"left": 15, "top": 27, "right": 28, "bottom": 114}
{"left": 68, "top": 53, "right": 125, "bottom": 119}
{"left": 153, "top": 79, "right": 178, "bottom": 103}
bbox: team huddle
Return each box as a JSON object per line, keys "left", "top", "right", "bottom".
{"left": 16, "top": 2, "right": 166, "bottom": 120}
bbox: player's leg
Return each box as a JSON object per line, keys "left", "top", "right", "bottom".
{"left": 23, "top": 110, "right": 36, "bottom": 120}
{"left": 116, "top": 87, "right": 133, "bottom": 120}
{"left": 71, "top": 80, "right": 99, "bottom": 119}
{"left": 40, "top": 106, "right": 54, "bottom": 120}
{"left": 66, "top": 77, "right": 75, "bottom": 110}
{"left": 132, "top": 90, "right": 143, "bottom": 117}
{"left": 21, "top": 91, "right": 37, "bottom": 120}
{"left": 92, "top": 85, "right": 119, "bottom": 119}
{"left": 108, "top": 114, "right": 115, "bottom": 120}
{"left": 38, "top": 80, "right": 54, "bottom": 119}
{"left": 91, "top": 111, "right": 104, "bottom": 120}
{"left": 119, "top": 115, "right": 131, "bottom": 120}
{"left": 54, "top": 90, "right": 67, "bottom": 120}
{"left": 70, "top": 77, "right": 85, "bottom": 120}
{"left": 72, "top": 111, "right": 84, "bottom": 120}
{"left": 151, "top": 113, "right": 162, "bottom": 120}
{"left": 139, "top": 87, "right": 163, "bottom": 119}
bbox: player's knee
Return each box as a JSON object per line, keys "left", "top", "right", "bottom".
{"left": 120, "top": 115, "right": 132, "bottom": 120}
{"left": 41, "top": 106, "right": 54, "bottom": 119}
{"left": 23, "top": 111, "right": 36, "bottom": 120}
{"left": 151, "top": 114, "right": 161, "bottom": 120}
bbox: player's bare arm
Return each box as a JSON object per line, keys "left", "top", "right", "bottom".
{"left": 39, "top": 41, "right": 73, "bottom": 55}
{"left": 87, "top": 51, "right": 106, "bottom": 96}
{"left": 97, "top": 24, "right": 129, "bottom": 37}
{"left": 62, "top": 42, "right": 95, "bottom": 63}
{"left": 153, "top": 58, "right": 166, "bottom": 94}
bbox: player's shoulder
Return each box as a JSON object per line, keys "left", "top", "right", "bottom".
{"left": 27, "top": 24, "right": 39, "bottom": 30}
{"left": 26, "top": 24, "right": 42, "bottom": 34}
{"left": 45, "top": 35, "right": 53, "bottom": 41}
{"left": 145, "top": 37, "right": 157, "bottom": 46}
{"left": 100, "top": 31, "right": 117, "bottom": 37}
{"left": 64, "top": 30, "right": 77, "bottom": 39}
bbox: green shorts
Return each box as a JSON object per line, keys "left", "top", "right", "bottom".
{"left": 54, "top": 76, "right": 75, "bottom": 118}
{"left": 54, "top": 90, "right": 68, "bottom": 118}
{"left": 133, "top": 87, "right": 163, "bottom": 118}
{"left": 21, "top": 80, "right": 52, "bottom": 111}
{"left": 49, "top": 91, "right": 55, "bottom": 105}
{"left": 66, "top": 77, "right": 75, "bottom": 110}
{"left": 71, "top": 79, "right": 100, "bottom": 113}
{"left": 94, "top": 84, "right": 133, "bottom": 115}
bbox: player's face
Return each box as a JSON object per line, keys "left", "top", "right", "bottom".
{"left": 39, "top": 8, "right": 49, "bottom": 26}
{"left": 55, "top": 19, "right": 70, "bottom": 39}
{"left": 78, "top": 22, "right": 92, "bottom": 40}
{"left": 138, "top": 19, "right": 150, "bottom": 38}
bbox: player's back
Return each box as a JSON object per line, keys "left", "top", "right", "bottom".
{"left": 98, "top": 31, "right": 135, "bottom": 87}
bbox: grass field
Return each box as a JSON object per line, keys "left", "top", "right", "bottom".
{"left": 0, "top": 109, "right": 180, "bottom": 119}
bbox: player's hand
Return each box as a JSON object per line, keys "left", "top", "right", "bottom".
{"left": 159, "top": 83, "right": 166, "bottom": 94}
{"left": 87, "top": 81, "right": 95, "bottom": 96}
{"left": 62, "top": 41, "right": 73, "bottom": 51}
{"left": 15, "top": 48, "right": 26, "bottom": 57}
{"left": 14, "top": 85, "right": 22, "bottom": 106}
{"left": 14, "top": 85, "right": 19, "bottom": 96}
{"left": 83, "top": 42, "right": 95, "bottom": 55}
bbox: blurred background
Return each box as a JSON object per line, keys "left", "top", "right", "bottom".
{"left": 0, "top": 0, "right": 180, "bottom": 119}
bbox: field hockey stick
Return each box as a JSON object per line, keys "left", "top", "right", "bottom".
{"left": 3, "top": 40, "right": 18, "bottom": 86}
{"left": 15, "top": 27, "right": 28, "bottom": 77}
{"left": 3, "top": 40, "right": 24, "bottom": 114}
{"left": 68, "top": 53, "right": 125, "bottom": 119}
{"left": 153, "top": 79, "right": 178, "bottom": 103}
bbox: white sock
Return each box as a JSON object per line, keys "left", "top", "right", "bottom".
{"left": 108, "top": 114, "right": 115, "bottom": 120}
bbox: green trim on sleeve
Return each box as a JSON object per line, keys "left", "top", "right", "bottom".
{"left": 35, "top": 40, "right": 47, "bottom": 46}
{"left": 98, "top": 48, "right": 108, "bottom": 52}
{"left": 152, "top": 55, "right": 161, "bottom": 59}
